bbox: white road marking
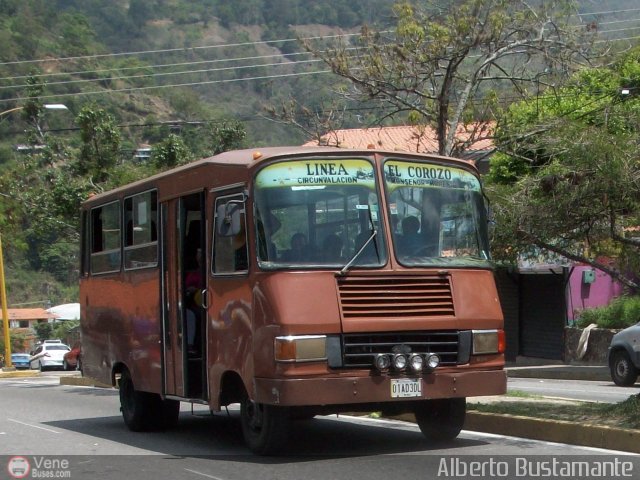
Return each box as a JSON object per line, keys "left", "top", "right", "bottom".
{"left": 7, "top": 418, "right": 60, "bottom": 434}
{"left": 184, "top": 468, "right": 226, "bottom": 479}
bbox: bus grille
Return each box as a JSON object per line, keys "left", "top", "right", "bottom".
{"left": 337, "top": 275, "right": 454, "bottom": 318}
{"left": 342, "top": 331, "right": 460, "bottom": 367}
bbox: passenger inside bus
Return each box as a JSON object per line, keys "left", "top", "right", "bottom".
{"left": 282, "top": 232, "right": 308, "bottom": 262}
{"left": 321, "top": 233, "right": 343, "bottom": 263}
{"left": 397, "top": 215, "right": 422, "bottom": 255}
{"left": 185, "top": 292, "right": 198, "bottom": 355}
{"left": 185, "top": 248, "right": 203, "bottom": 291}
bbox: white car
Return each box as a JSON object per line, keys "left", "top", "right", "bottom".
{"left": 30, "top": 343, "right": 71, "bottom": 371}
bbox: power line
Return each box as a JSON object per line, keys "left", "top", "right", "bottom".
{"left": 577, "top": 8, "right": 640, "bottom": 17}
{"left": 0, "top": 50, "right": 317, "bottom": 83}
{"left": 0, "top": 58, "right": 325, "bottom": 91}
{"left": 0, "top": 32, "right": 362, "bottom": 67}
{"left": 0, "top": 69, "right": 334, "bottom": 104}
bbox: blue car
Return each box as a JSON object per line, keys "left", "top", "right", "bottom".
{"left": 11, "top": 353, "right": 31, "bottom": 369}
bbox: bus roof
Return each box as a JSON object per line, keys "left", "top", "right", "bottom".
{"left": 81, "top": 145, "right": 479, "bottom": 206}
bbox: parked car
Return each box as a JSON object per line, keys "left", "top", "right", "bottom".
{"left": 608, "top": 322, "right": 640, "bottom": 386}
{"left": 29, "top": 342, "right": 71, "bottom": 371}
{"left": 63, "top": 344, "right": 81, "bottom": 371}
{"left": 11, "top": 353, "right": 31, "bottom": 369}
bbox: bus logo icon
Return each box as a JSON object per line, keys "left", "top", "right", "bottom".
{"left": 7, "top": 456, "right": 30, "bottom": 479}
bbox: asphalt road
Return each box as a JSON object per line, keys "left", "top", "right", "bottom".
{"left": 507, "top": 377, "right": 639, "bottom": 403}
{"left": 1, "top": 374, "right": 638, "bottom": 480}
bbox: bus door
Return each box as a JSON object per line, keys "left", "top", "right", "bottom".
{"left": 161, "top": 192, "right": 207, "bottom": 400}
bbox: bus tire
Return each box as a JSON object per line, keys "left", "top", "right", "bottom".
{"left": 240, "top": 396, "right": 290, "bottom": 455}
{"left": 119, "top": 370, "right": 154, "bottom": 432}
{"left": 414, "top": 398, "right": 466, "bottom": 441}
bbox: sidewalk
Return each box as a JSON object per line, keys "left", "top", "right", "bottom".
{"left": 506, "top": 363, "right": 610, "bottom": 382}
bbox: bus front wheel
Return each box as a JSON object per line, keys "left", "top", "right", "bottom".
{"left": 240, "top": 396, "right": 290, "bottom": 455}
{"left": 414, "top": 398, "right": 466, "bottom": 441}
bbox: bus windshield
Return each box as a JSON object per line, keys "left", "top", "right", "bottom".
{"left": 383, "top": 159, "right": 490, "bottom": 268}
{"left": 254, "top": 158, "right": 386, "bottom": 269}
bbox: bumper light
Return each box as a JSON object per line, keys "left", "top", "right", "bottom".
{"left": 274, "top": 335, "right": 327, "bottom": 362}
{"left": 409, "top": 354, "right": 424, "bottom": 373}
{"left": 375, "top": 354, "right": 391, "bottom": 371}
{"left": 392, "top": 353, "right": 407, "bottom": 371}
{"left": 426, "top": 353, "right": 440, "bottom": 370}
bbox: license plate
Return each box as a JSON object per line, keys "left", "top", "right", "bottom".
{"left": 390, "top": 378, "right": 422, "bottom": 398}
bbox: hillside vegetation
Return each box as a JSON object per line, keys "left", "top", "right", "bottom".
{"left": 1, "top": 0, "right": 639, "bottom": 307}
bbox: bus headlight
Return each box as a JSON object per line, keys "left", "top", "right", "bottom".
{"left": 274, "top": 335, "right": 327, "bottom": 362}
{"left": 472, "top": 329, "right": 506, "bottom": 355}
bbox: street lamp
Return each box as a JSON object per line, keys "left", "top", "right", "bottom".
{"left": 0, "top": 102, "right": 68, "bottom": 371}
{"left": 0, "top": 103, "right": 69, "bottom": 117}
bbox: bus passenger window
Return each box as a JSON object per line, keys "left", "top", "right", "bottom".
{"left": 123, "top": 190, "right": 158, "bottom": 270}
{"left": 213, "top": 194, "right": 248, "bottom": 274}
{"left": 90, "top": 201, "right": 121, "bottom": 274}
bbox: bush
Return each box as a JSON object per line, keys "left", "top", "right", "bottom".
{"left": 576, "top": 296, "right": 640, "bottom": 329}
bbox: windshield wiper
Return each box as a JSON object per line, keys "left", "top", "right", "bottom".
{"left": 339, "top": 227, "right": 378, "bottom": 276}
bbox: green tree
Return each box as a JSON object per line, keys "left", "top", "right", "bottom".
{"left": 76, "top": 104, "right": 121, "bottom": 183}
{"left": 0, "top": 329, "right": 29, "bottom": 357}
{"left": 488, "top": 48, "right": 640, "bottom": 289}
{"left": 33, "top": 322, "right": 52, "bottom": 342}
{"left": 152, "top": 133, "right": 192, "bottom": 168}
{"left": 21, "top": 75, "right": 46, "bottom": 144}
{"left": 208, "top": 120, "right": 246, "bottom": 155}
{"left": 303, "top": 0, "right": 594, "bottom": 156}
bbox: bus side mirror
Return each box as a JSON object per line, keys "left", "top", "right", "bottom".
{"left": 216, "top": 203, "right": 243, "bottom": 237}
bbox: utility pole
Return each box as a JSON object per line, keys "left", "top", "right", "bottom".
{"left": 1, "top": 234, "right": 14, "bottom": 371}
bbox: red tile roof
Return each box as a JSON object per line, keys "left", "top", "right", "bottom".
{"left": 2, "top": 308, "right": 57, "bottom": 321}
{"left": 302, "top": 124, "right": 494, "bottom": 155}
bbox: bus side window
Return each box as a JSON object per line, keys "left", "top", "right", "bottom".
{"left": 213, "top": 194, "right": 248, "bottom": 274}
{"left": 90, "top": 201, "right": 121, "bottom": 274}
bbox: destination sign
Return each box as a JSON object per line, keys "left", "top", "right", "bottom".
{"left": 384, "top": 160, "right": 480, "bottom": 191}
{"left": 255, "top": 159, "right": 376, "bottom": 188}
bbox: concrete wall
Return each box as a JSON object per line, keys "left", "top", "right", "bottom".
{"left": 564, "top": 327, "right": 617, "bottom": 364}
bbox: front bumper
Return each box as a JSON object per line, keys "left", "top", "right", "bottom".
{"left": 254, "top": 369, "right": 506, "bottom": 406}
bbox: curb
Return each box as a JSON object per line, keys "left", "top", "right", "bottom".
{"left": 507, "top": 367, "right": 610, "bottom": 382}
{"left": 464, "top": 411, "right": 640, "bottom": 454}
{"left": 59, "top": 376, "right": 111, "bottom": 388}
{"left": 0, "top": 370, "right": 40, "bottom": 379}
{"left": 388, "top": 411, "right": 640, "bottom": 454}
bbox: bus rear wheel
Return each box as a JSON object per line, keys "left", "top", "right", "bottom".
{"left": 240, "top": 396, "right": 290, "bottom": 455}
{"left": 414, "top": 398, "right": 466, "bottom": 441}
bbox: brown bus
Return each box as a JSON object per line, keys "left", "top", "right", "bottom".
{"left": 79, "top": 146, "right": 506, "bottom": 454}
